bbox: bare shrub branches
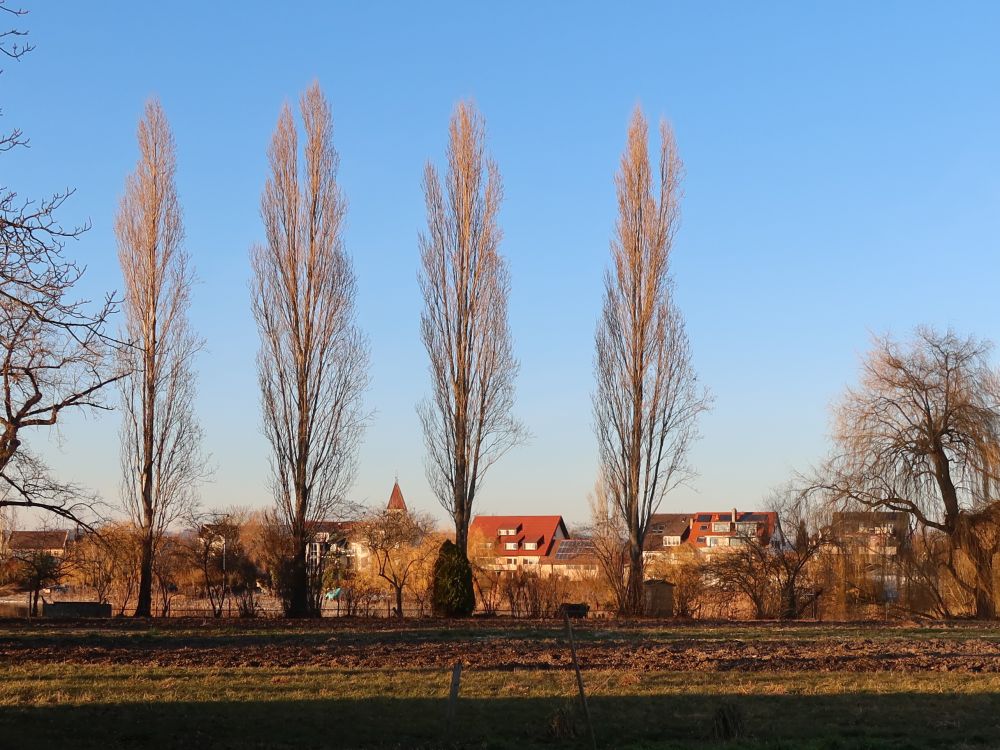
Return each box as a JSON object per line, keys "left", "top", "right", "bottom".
{"left": 251, "top": 82, "right": 369, "bottom": 617}
{"left": 593, "top": 108, "right": 710, "bottom": 614}
{"left": 116, "top": 99, "right": 206, "bottom": 617}
{"left": 418, "top": 101, "right": 525, "bottom": 554}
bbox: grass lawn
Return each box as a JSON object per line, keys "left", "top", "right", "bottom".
{"left": 0, "top": 664, "right": 998, "bottom": 749}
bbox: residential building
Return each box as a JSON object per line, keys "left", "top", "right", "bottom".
{"left": 643, "top": 513, "right": 692, "bottom": 560}
{"left": 687, "top": 508, "right": 778, "bottom": 557}
{"left": 829, "top": 511, "right": 910, "bottom": 558}
{"left": 469, "top": 515, "right": 568, "bottom": 573}
{"left": 543, "top": 538, "right": 600, "bottom": 580}
{"left": 306, "top": 480, "right": 410, "bottom": 571}
{"left": 5, "top": 530, "right": 70, "bottom": 559}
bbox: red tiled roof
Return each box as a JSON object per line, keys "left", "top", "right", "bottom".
{"left": 688, "top": 510, "right": 778, "bottom": 548}
{"left": 387, "top": 481, "right": 407, "bottom": 512}
{"left": 7, "top": 530, "right": 69, "bottom": 552}
{"left": 469, "top": 515, "right": 567, "bottom": 557}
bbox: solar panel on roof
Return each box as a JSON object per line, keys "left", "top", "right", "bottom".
{"left": 696, "top": 514, "right": 712, "bottom": 522}
{"left": 554, "top": 540, "right": 592, "bottom": 559}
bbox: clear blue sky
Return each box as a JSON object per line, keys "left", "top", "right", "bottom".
{"left": 6, "top": 2, "right": 999, "bottom": 529}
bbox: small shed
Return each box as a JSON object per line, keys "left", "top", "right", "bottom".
{"left": 643, "top": 579, "right": 675, "bottom": 617}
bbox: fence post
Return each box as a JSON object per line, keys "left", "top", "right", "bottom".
{"left": 564, "top": 611, "right": 597, "bottom": 750}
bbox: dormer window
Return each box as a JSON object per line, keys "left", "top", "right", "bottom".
{"left": 504, "top": 541, "right": 519, "bottom": 550}
{"left": 524, "top": 542, "right": 538, "bottom": 551}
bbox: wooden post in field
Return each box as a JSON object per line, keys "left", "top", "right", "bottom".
{"left": 445, "top": 661, "right": 462, "bottom": 739}
{"left": 564, "top": 611, "right": 597, "bottom": 750}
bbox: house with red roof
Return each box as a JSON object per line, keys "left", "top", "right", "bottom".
{"left": 469, "top": 515, "right": 569, "bottom": 573}
{"left": 686, "top": 508, "right": 779, "bottom": 557}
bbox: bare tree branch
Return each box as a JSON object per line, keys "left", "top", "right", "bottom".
{"left": 250, "top": 81, "right": 370, "bottom": 618}
{"left": 418, "top": 101, "right": 526, "bottom": 555}
{"left": 814, "top": 328, "right": 1000, "bottom": 618}
{"left": 0, "top": 7, "right": 121, "bottom": 526}
{"left": 116, "top": 99, "right": 207, "bottom": 617}
{"left": 593, "top": 108, "right": 710, "bottom": 615}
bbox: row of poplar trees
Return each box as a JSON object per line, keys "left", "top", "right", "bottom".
{"left": 103, "top": 81, "right": 708, "bottom": 618}
{"left": 9, "top": 7, "right": 996, "bottom": 619}
{"left": 0, "top": 6, "right": 710, "bottom": 621}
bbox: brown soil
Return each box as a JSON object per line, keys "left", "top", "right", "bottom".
{"left": 2, "top": 618, "right": 999, "bottom": 673}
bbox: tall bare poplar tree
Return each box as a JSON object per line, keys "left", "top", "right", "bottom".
{"left": 251, "top": 83, "right": 369, "bottom": 618}
{"left": 0, "top": 4, "right": 121, "bottom": 524}
{"left": 593, "top": 108, "right": 709, "bottom": 615}
{"left": 116, "top": 99, "right": 205, "bottom": 618}
{"left": 419, "top": 102, "right": 525, "bottom": 555}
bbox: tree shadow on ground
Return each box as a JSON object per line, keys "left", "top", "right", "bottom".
{"left": 0, "top": 691, "right": 997, "bottom": 749}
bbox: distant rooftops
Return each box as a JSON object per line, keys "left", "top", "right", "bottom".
{"left": 7, "top": 530, "right": 69, "bottom": 553}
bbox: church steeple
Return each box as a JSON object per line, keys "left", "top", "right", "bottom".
{"left": 387, "top": 479, "right": 407, "bottom": 512}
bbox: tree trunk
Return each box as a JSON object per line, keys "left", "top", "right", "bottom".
{"left": 624, "top": 539, "right": 644, "bottom": 616}
{"left": 286, "top": 536, "right": 310, "bottom": 618}
{"left": 454, "top": 504, "right": 469, "bottom": 557}
{"left": 134, "top": 527, "right": 154, "bottom": 617}
{"left": 779, "top": 583, "right": 797, "bottom": 620}
{"left": 967, "top": 540, "right": 996, "bottom": 619}
{"left": 395, "top": 586, "right": 404, "bottom": 619}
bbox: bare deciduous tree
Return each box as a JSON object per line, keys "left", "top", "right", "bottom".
{"left": 356, "top": 508, "right": 436, "bottom": 618}
{"left": 586, "top": 476, "right": 629, "bottom": 613}
{"left": 0, "top": 4, "right": 121, "bottom": 524}
{"left": 593, "top": 108, "right": 710, "bottom": 615}
{"left": 116, "top": 99, "right": 205, "bottom": 618}
{"left": 820, "top": 328, "right": 1000, "bottom": 618}
{"left": 251, "top": 82, "right": 369, "bottom": 618}
{"left": 418, "top": 101, "right": 525, "bottom": 555}
{"left": 707, "top": 491, "right": 825, "bottom": 620}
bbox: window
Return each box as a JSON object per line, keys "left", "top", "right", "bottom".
{"left": 708, "top": 536, "right": 729, "bottom": 547}
{"left": 662, "top": 536, "right": 680, "bottom": 547}
{"left": 736, "top": 522, "right": 757, "bottom": 534}
{"left": 499, "top": 528, "right": 516, "bottom": 536}
{"left": 504, "top": 541, "right": 519, "bottom": 550}
{"left": 524, "top": 542, "right": 538, "bottom": 551}
{"left": 696, "top": 536, "right": 706, "bottom": 544}
{"left": 712, "top": 522, "right": 730, "bottom": 533}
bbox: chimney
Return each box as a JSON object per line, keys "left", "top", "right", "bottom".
{"left": 732, "top": 507, "right": 738, "bottom": 532}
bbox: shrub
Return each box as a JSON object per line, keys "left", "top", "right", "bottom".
{"left": 431, "top": 540, "right": 475, "bottom": 617}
